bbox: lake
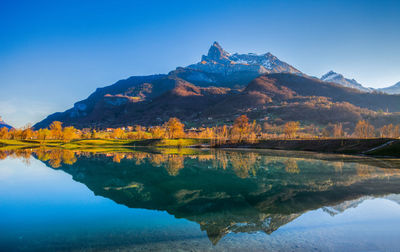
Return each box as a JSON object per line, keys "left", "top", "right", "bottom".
{"left": 1, "top": 148, "right": 400, "bottom": 251}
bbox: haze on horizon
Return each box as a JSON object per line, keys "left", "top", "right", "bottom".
{"left": 1, "top": 0, "right": 400, "bottom": 128}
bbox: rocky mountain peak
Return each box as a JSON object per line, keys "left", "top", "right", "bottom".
{"left": 189, "top": 42, "right": 302, "bottom": 77}
{"left": 202, "top": 41, "right": 231, "bottom": 63}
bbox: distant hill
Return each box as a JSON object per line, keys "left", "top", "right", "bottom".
{"left": 320, "top": 71, "right": 372, "bottom": 93}
{"left": 320, "top": 71, "right": 400, "bottom": 95}
{"left": 34, "top": 42, "right": 400, "bottom": 130}
{"left": 0, "top": 117, "right": 13, "bottom": 129}
{"left": 378, "top": 82, "right": 400, "bottom": 94}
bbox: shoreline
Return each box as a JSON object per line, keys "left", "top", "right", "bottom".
{"left": 213, "top": 138, "right": 400, "bottom": 157}
{"left": 1, "top": 138, "right": 399, "bottom": 158}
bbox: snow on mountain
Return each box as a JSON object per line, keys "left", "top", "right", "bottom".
{"left": 377, "top": 82, "right": 400, "bottom": 95}
{"left": 187, "top": 42, "right": 302, "bottom": 76}
{"left": 320, "top": 71, "right": 373, "bottom": 93}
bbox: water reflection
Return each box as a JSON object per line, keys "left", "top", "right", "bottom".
{"left": 2, "top": 148, "right": 400, "bottom": 244}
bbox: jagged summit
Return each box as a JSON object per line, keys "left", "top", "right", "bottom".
{"left": 188, "top": 42, "right": 302, "bottom": 76}
{"left": 202, "top": 41, "right": 231, "bottom": 63}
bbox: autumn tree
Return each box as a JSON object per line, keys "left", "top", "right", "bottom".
{"left": 133, "top": 125, "right": 149, "bottom": 139}
{"left": 0, "top": 127, "right": 9, "bottom": 139}
{"left": 164, "top": 118, "right": 185, "bottom": 139}
{"left": 333, "top": 123, "right": 344, "bottom": 138}
{"left": 379, "top": 124, "right": 396, "bottom": 138}
{"left": 231, "top": 115, "right": 251, "bottom": 142}
{"left": 62, "top": 126, "right": 78, "bottom": 142}
{"left": 249, "top": 120, "right": 262, "bottom": 143}
{"left": 21, "top": 124, "right": 33, "bottom": 140}
{"left": 37, "top": 128, "right": 51, "bottom": 143}
{"left": 354, "top": 120, "right": 375, "bottom": 138}
{"left": 150, "top": 126, "right": 166, "bottom": 139}
{"left": 50, "top": 121, "right": 63, "bottom": 140}
{"left": 284, "top": 121, "right": 300, "bottom": 139}
{"left": 111, "top": 128, "right": 125, "bottom": 139}
{"left": 216, "top": 125, "right": 229, "bottom": 144}
{"left": 8, "top": 129, "right": 22, "bottom": 140}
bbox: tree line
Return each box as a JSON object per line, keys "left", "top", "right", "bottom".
{"left": 0, "top": 116, "right": 399, "bottom": 143}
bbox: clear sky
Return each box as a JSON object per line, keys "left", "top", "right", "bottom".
{"left": 1, "top": 0, "right": 400, "bottom": 127}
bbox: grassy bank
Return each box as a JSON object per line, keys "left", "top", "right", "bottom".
{"left": 0, "top": 138, "right": 209, "bottom": 149}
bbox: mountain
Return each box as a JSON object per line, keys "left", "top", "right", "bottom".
{"left": 378, "top": 82, "right": 400, "bottom": 94}
{"left": 34, "top": 42, "right": 400, "bottom": 129}
{"left": 0, "top": 117, "right": 13, "bottom": 129}
{"left": 320, "top": 71, "right": 373, "bottom": 93}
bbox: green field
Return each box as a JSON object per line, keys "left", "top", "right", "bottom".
{"left": 0, "top": 138, "right": 209, "bottom": 149}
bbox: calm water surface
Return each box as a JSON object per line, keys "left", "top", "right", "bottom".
{"left": 1, "top": 148, "right": 400, "bottom": 251}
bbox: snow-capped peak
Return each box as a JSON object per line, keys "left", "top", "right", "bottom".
{"left": 187, "top": 42, "right": 302, "bottom": 76}
{"left": 320, "top": 71, "right": 372, "bottom": 92}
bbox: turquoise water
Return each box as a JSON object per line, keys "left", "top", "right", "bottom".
{"left": 1, "top": 148, "right": 400, "bottom": 251}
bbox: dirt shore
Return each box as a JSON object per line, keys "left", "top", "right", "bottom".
{"left": 216, "top": 138, "right": 400, "bottom": 157}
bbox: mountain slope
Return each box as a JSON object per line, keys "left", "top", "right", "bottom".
{"left": 202, "top": 73, "right": 400, "bottom": 126}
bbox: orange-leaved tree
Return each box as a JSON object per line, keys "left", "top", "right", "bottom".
{"left": 50, "top": 121, "right": 63, "bottom": 140}
{"left": 231, "top": 115, "right": 251, "bottom": 142}
{"left": 284, "top": 121, "right": 300, "bottom": 139}
{"left": 111, "top": 128, "right": 125, "bottom": 139}
{"left": 333, "top": 123, "right": 344, "bottom": 138}
{"left": 164, "top": 118, "right": 185, "bottom": 139}
{"left": 0, "top": 127, "right": 9, "bottom": 139}
{"left": 62, "top": 126, "right": 78, "bottom": 142}
{"left": 354, "top": 120, "right": 375, "bottom": 138}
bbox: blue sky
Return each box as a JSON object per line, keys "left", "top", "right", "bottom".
{"left": 1, "top": 0, "right": 400, "bottom": 127}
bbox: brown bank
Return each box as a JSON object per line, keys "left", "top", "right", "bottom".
{"left": 215, "top": 138, "right": 400, "bottom": 158}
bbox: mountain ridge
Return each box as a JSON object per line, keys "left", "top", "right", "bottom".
{"left": 33, "top": 42, "right": 400, "bottom": 129}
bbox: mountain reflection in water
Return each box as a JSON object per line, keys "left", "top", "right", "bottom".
{"left": 2, "top": 148, "right": 400, "bottom": 245}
